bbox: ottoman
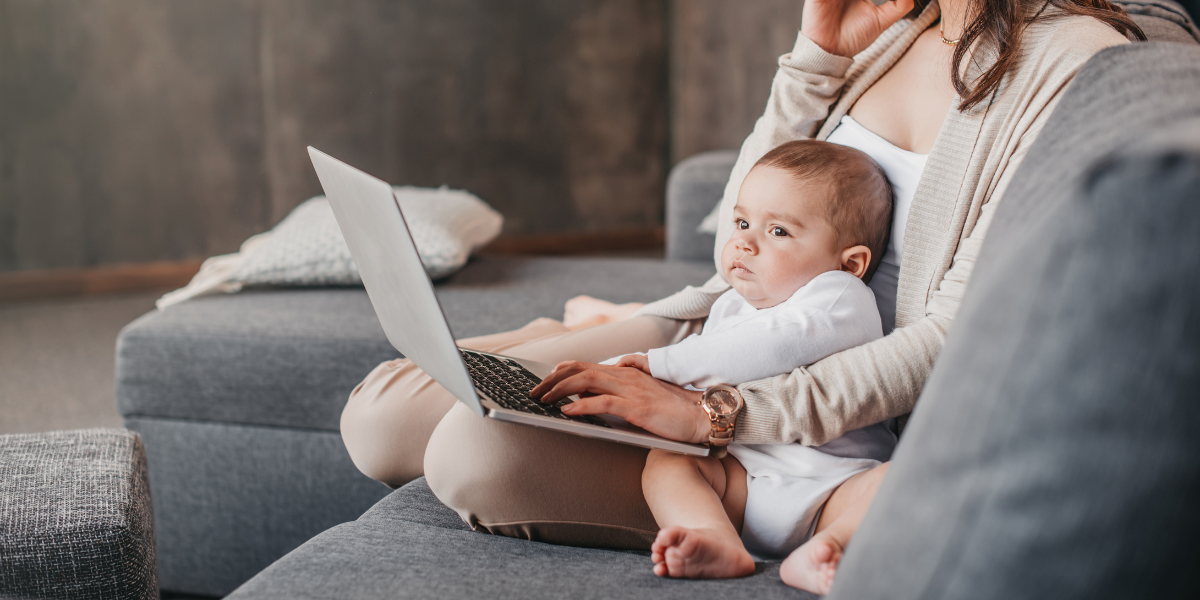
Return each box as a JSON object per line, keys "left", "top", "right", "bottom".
{"left": 0, "top": 429, "right": 157, "bottom": 600}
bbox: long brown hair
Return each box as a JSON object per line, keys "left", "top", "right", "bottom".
{"left": 922, "top": 0, "right": 1146, "bottom": 109}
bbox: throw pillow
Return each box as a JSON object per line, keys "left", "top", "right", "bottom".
{"left": 157, "top": 186, "right": 502, "bottom": 309}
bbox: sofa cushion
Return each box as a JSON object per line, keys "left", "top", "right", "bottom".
{"left": 117, "top": 256, "right": 714, "bottom": 432}
{"left": 829, "top": 44, "right": 1200, "bottom": 599}
{"left": 228, "top": 477, "right": 813, "bottom": 600}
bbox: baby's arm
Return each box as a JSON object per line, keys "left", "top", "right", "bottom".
{"left": 649, "top": 307, "right": 878, "bottom": 389}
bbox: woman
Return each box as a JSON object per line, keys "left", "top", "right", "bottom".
{"left": 342, "top": 0, "right": 1142, "bottom": 552}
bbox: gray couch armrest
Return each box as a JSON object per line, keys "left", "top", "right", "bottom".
{"left": 666, "top": 150, "right": 737, "bottom": 262}
{"left": 1116, "top": 0, "right": 1200, "bottom": 44}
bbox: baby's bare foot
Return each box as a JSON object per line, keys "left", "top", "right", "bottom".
{"left": 779, "top": 533, "right": 843, "bottom": 595}
{"left": 650, "top": 526, "right": 755, "bottom": 579}
{"left": 562, "top": 295, "right": 644, "bottom": 330}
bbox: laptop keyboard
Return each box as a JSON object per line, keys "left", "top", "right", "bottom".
{"left": 460, "top": 350, "right": 610, "bottom": 428}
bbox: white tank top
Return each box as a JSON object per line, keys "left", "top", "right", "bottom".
{"left": 825, "top": 115, "right": 928, "bottom": 334}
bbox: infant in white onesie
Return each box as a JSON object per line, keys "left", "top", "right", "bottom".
{"left": 608, "top": 271, "right": 895, "bottom": 558}
{"left": 607, "top": 139, "right": 897, "bottom": 584}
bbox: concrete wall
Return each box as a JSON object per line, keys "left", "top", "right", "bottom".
{"left": 0, "top": 0, "right": 804, "bottom": 273}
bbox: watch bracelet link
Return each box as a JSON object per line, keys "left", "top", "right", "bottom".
{"left": 708, "top": 419, "right": 735, "bottom": 447}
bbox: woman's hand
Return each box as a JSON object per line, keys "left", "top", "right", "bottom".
{"left": 530, "top": 361, "right": 710, "bottom": 444}
{"left": 801, "top": 0, "right": 916, "bottom": 58}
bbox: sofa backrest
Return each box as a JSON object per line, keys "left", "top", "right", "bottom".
{"left": 1116, "top": 0, "right": 1200, "bottom": 44}
{"left": 829, "top": 42, "right": 1200, "bottom": 600}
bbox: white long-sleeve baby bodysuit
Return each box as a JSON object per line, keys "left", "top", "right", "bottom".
{"left": 606, "top": 269, "right": 897, "bottom": 558}
{"left": 645, "top": 270, "right": 883, "bottom": 390}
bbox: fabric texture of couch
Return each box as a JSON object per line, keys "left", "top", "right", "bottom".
{"left": 226, "top": 478, "right": 815, "bottom": 600}
{"left": 0, "top": 429, "right": 157, "bottom": 600}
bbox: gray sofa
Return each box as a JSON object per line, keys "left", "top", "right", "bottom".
{"left": 116, "top": 4, "right": 1199, "bottom": 598}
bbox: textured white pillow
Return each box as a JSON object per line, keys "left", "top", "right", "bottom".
{"left": 157, "top": 186, "right": 502, "bottom": 309}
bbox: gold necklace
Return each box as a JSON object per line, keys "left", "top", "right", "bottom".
{"left": 940, "top": 18, "right": 960, "bottom": 45}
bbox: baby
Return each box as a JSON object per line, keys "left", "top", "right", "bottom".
{"left": 608, "top": 139, "right": 896, "bottom": 593}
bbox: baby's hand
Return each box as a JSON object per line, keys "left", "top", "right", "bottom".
{"left": 615, "top": 354, "right": 651, "bottom": 375}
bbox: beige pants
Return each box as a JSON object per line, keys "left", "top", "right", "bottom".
{"left": 341, "top": 315, "right": 703, "bottom": 549}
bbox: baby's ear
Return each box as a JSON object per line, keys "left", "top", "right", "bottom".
{"left": 840, "top": 245, "right": 871, "bottom": 279}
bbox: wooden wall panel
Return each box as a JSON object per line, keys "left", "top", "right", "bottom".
{"left": 669, "top": 0, "right": 805, "bottom": 163}
{"left": 0, "top": 0, "right": 668, "bottom": 273}
{"left": 0, "top": 0, "right": 270, "bottom": 272}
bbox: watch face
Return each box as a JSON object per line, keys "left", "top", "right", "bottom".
{"left": 704, "top": 388, "right": 741, "bottom": 416}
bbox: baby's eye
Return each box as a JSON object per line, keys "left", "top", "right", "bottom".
{"left": 770, "top": 226, "right": 789, "bottom": 237}
{"left": 735, "top": 218, "right": 749, "bottom": 230}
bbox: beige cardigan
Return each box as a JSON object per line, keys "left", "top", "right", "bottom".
{"left": 637, "top": 1, "right": 1128, "bottom": 446}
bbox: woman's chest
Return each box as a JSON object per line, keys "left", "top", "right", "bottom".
{"left": 848, "top": 28, "right": 958, "bottom": 154}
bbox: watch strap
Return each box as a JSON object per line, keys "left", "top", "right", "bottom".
{"left": 700, "top": 385, "right": 742, "bottom": 457}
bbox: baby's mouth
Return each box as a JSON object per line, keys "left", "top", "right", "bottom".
{"left": 731, "top": 260, "right": 753, "bottom": 275}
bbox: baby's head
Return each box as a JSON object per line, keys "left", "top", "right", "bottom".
{"left": 723, "top": 140, "right": 893, "bottom": 309}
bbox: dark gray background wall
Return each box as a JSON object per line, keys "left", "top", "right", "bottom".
{"left": 0, "top": 0, "right": 804, "bottom": 273}
{"left": 671, "top": 0, "right": 805, "bottom": 162}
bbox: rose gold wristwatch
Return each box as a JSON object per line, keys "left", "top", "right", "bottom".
{"left": 699, "top": 384, "right": 744, "bottom": 458}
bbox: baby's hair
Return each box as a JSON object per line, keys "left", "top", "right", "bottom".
{"left": 753, "top": 140, "right": 894, "bottom": 281}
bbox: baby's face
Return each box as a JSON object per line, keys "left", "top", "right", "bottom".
{"left": 721, "top": 165, "right": 845, "bottom": 309}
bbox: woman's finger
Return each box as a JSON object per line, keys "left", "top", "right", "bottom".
{"left": 560, "top": 393, "right": 619, "bottom": 416}
{"left": 537, "top": 362, "right": 653, "bottom": 404}
{"left": 875, "top": 0, "right": 915, "bottom": 23}
{"left": 537, "top": 368, "right": 611, "bottom": 403}
{"left": 530, "top": 360, "right": 589, "bottom": 396}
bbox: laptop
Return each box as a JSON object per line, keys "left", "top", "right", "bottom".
{"left": 308, "top": 147, "right": 708, "bottom": 456}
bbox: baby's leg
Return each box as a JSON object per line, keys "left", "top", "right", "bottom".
{"left": 642, "top": 449, "right": 754, "bottom": 579}
{"left": 780, "top": 462, "right": 890, "bottom": 594}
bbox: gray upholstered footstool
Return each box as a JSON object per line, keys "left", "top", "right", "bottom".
{"left": 0, "top": 429, "right": 157, "bottom": 600}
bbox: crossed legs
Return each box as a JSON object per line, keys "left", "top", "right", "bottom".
{"left": 341, "top": 315, "right": 704, "bottom": 547}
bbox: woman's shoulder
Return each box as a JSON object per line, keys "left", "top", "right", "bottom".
{"left": 1022, "top": 9, "right": 1132, "bottom": 66}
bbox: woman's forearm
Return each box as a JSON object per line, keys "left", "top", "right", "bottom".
{"left": 734, "top": 315, "right": 947, "bottom": 446}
